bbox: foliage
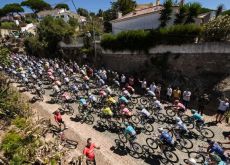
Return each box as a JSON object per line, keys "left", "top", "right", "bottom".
{"left": 221, "top": 10, "right": 230, "bottom": 16}
{"left": 55, "top": 3, "right": 69, "bottom": 10}
{"left": 0, "top": 46, "right": 11, "bottom": 66}
{"left": 111, "top": 0, "right": 136, "bottom": 15}
{"left": 0, "top": 21, "right": 18, "bottom": 30}
{"left": 37, "top": 16, "right": 74, "bottom": 57}
{"left": 24, "top": 36, "right": 47, "bottom": 57}
{"left": 185, "top": 2, "right": 201, "bottom": 24}
{"left": 101, "top": 24, "right": 201, "bottom": 52}
{"left": 198, "top": 7, "right": 212, "bottom": 14}
{"left": 12, "top": 117, "right": 28, "bottom": 129}
{"left": 21, "top": 0, "right": 51, "bottom": 13}
{"left": 216, "top": 4, "right": 224, "bottom": 18}
{"left": 1, "top": 3, "right": 24, "bottom": 15}
{"left": 159, "top": 0, "right": 173, "bottom": 27}
{"left": 203, "top": 15, "right": 230, "bottom": 41}
{"left": 174, "top": 4, "right": 188, "bottom": 24}
{"left": 102, "top": 9, "right": 117, "bottom": 33}
{"left": 97, "top": 9, "right": 103, "bottom": 17}
{"left": 68, "top": 17, "right": 79, "bottom": 28}
{"left": 77, "top": 8, "right": 89, "bottom": 17}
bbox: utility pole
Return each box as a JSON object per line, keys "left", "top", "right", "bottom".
{"left": 71, "top": 0, "right": 77, "bottom": 12}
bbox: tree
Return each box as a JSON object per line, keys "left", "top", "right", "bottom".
{"left": 203, "top": 15, "right": 230, "bottom": 41}
{"left": 97, "top": 9, "right": 103, "bottom": 17}
{"left": 111, "top": 0, "right": 136, "bottom": 15}
{"left": 159, "top": 0, "right": 173, "bottom": 28}
{"left": 55, "top": 3, "right": 69, "bottom": 10}
{"left": 185, "top": 2, "right": 201, "bottom": 24}
{"left": 103, "top": 9, "right": 117, "bottom": 32}
{"left": 221, "top": 10, "right": 230, "bottom": 16}
{"left": 174, "top": 4, "right": 188, "bottom": 24}
{"left": 2, "top": 3, "right": 24, "bottom": 17}
{"left": 21, "top": 0, "right": 51, "bottom": 13}
{"left": 37, "top": 16, "right": 75, "bottom": 57}
{"left": 77, "top": 8, "right": 89, "bottom": 17}
{"left": 216, "top": 4, "right": 224, "bottom": 18}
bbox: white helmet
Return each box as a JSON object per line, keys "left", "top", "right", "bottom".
{"left": 187, "top": 158, "right": 197, "bottom": 165}
{"left": 153, "top": 97, "right": 157, "bottom": 100}
{"left": 175, "top": 117, "right": 181, "bottom": 122}
{"left": 158, "top": 128, "right": 163, "bottom": 133}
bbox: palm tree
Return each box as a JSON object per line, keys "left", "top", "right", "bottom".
{"left": 216, "top": 4, "right": 224, "bottom": 18}
{"left": 185, "top": 2, "right": 201, "bottom": 24}
{"left": 159, "top": 0, "right": 173, "bottom": 28}
{"left": 174, "top": 4, "right": 188, "bottom": 24}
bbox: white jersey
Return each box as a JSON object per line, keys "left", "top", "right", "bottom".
{"left": 141, "top": 108, "right": 150, "bottom": 117}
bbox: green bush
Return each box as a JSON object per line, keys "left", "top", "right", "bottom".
{"left": 12, "top": 117, "right": 28, "bottom": 129}
{"left": 0, "top": 22, "right": 18, "bottom": 30}
{"left": 101, "top": 24, "right": 201, "bottom": 52}
{"left": 203, "top": 15, "right": 230, "bottom": 41}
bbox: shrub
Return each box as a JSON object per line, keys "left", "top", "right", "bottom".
{"left": 203, "top": 15, "right": 230, "bottom": 41}
{"left": 12, "top": 117, "right": 28, "bottom": 129}
{"left": 101, "top": 24, "right": 201, "bottom": 52}
{"left": 0, "top": 22, "right": 18, "bottom": 30}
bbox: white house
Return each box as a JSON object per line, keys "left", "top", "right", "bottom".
{"left": 111, "top": 0, "right": 215, "bottom": 34}
{"left": 37, "top": 8, "right": 86, "bottom": 23}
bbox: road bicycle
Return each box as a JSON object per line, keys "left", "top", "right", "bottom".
{"left": 146, "top": 133, "right": 179, "bottom": 163}
{"left": 59, "top": 103, "right": 74, "bottom": 116}
{"left": 54, "top": 131, "right": 78, "bottom": 149}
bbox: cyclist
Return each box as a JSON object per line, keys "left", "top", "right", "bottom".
{"left": 207, "top": 140, "right": 226, "bottom": 161}
{"left": 137, "top": 105, "right": 151, "bottom": 124}
{"left": 174, "top": 100, "right": 186, "bottom": 113}
{"left": 175, "top": 117, "right": 188, "bottom": 139}
{"left": 158, "top": 128, "right": 175, "bottom": 150}
{"left": 54, "top": 110, "right": 68, "bottom": 129}
{"left": 191, "top": 109, "right": 205, "bottom": 126}
{"left": 124, "top": 122, "right": 136, "bottom": 140}
{"left": 152, "top": 97, "right": 163, "bottom": 110}
{"left": 102, "top": 107, "right": 113, "bottom": 119}
{"left": 120, "top": 104, "right": 132, "bottom": 120}
{"left": 122, "top": 88, "right": 131, "bottom": 98}
{"left": 119, "top": 95, "right": 129, "bottom": 105}
{"left": 146, "top": 88, "right": 155, "bottom": 97}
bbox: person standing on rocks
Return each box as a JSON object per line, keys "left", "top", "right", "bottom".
{"left": 216, "top": 98, "right": 229, "bottom": 123}
{"left": 197, "top": 93, "right": 209, "bottom": 115}
{"left": 172, "top": 87, "right": 181, "bottom": 101}
{"left": 183, "top": 89, "right": 192, "bottom": 108}
{"left": 83, "top": 138, "right": 100, "bottom": 165}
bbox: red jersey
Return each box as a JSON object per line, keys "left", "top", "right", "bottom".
{"left": 83, "top": 144, "right": 96, "bottom": 160}
{"left": 54, "top": 113, "right": 62, "bottom": 122}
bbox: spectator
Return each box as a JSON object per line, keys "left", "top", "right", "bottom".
{"left": 121, "top": 74, "right": 126, "bottom": 87}
{"left": 183, "top": 89, "right": 192, "bottom": 108}
{"left": 150, "top": 82, "right": 156, "bottom": 93}
{"left": 166, "top": 86, "right": 172, "bottom": 102}
{"left": 155, "top": 84, "right": 161, "bottom": 99}
{"left": 216, "top": 98, "right": 229, "bottom": 123}
{"left": 197, "top": 93, "right": 209, "bottom": 115}
{"left": 128, "top": 76, "right": 134, "bottom": 86}
{"left": 54, "top": 110, "right": 67, "bottom": 130}
{"left": 172, "top": 87, "right": 181, "bottom": 101}
{"left": 83, "top": 138, "right": 100, "bottom": 165}
{"left": 139, "top": 78, "right": 147, "bottom": 94}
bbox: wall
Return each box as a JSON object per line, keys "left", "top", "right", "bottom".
{"left": 101, "top": 42, "right": 230, "bottom": 76}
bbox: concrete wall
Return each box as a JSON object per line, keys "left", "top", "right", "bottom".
{"left": 101, "top": 42, "right": 230, "bottom": 77}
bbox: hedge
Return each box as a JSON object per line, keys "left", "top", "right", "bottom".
{"left": 101, "top": 24, "right": 202, "bottom": 52}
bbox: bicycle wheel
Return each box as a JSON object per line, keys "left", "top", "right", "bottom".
{"left": 200, "top": 128, "right": 214, "bottom": 138}
{"left": 64, "top": 139, "right": 78, "bottom": 149}
{"left": 188, "top": 151, "right": 205, "bottom": 164}
{"left": 131, "top": 115, "right": 140, "bottom": 125}
{"left": 127, "top": 102, "right": 134, "bottom": 109}
{"left": 166, "top": 109, "right": 176, "bottom": 117}
{"left": 164, "top": 150, "right": 179, "bottom": 163}
{"left": 179, "top": 138, "right": 193, "bottom": 149}
{"left": 140, "top": 97, "right": 148, "bottom": 105}
{"left": 118, "top": 132, "right": 127, "bottom": 143}
{"left": 131, "top": 142, "right": 143, "bottom": 155}
{"left": 85, "top": 115, "right": 94, "bottom": 125}
{"left": 157, "top": 113, "right": 166, "bottom": 122}
{"left": 131, "top": 97, "right": 138, "bottom": 105}
{"left": 146, "top": 138, "right": 158, "bottom": 149}
{"left": 66, "top": 106, "right": 74, "bottom": 115}
{"left": 144, "top": 123, "right": 154, "bottom": 132}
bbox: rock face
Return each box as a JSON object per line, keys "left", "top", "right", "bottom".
{"left": 101, "top": 42, "right": 230, "bottom": 95}
{"left": 215, "top": 76, "right": 230, "bottom": 98}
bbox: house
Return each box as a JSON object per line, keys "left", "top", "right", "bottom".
{"left": 37, "top": 8, "right": 86, "bottom": 23}
{"left": 111, "top": 0, "right": 215, "bottom": 34}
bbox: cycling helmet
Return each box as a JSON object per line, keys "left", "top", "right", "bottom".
{"left": 175, "top": 117, "right": 181, "bottom": 122}
{"left": 191, "top": 109, "right": 196, "bottom": 114}
{"left": 207, "top": 139, "right": 215, "bottom": 145}
{"left": 153, "top": 97, "right": 157, "bottom": 100}
{"left": 124, "top": 122, "right": 129, "bottom": 126}
{"left": 158, "top": 128, "right": 163, "bottom": 133}
{"left": 174, "top": 100, "right": 179, "bottom": 104}
{"left": 146, "top": 88, "right": 150, "bottom": 91}
{"left": 122, "top": 88, "right": 126, "bottom": 91}
{"left": 120, "top": 104, "right": 125, "bottom": 108}
{"left": 140, "top": 105, "right": 144, "bottom": 109}
{"left": 88, "top": 92, "right": 92, "bottom": 96}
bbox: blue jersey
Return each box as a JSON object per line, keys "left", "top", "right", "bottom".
{"left": 79, "top": 98, "right": 87, "bottom": 106}
{"left": 119, "top": 96, "right": 128, "bottom": 104}
{"left": 193, "top": 113, "right": 203, "bottom": 121}
{"left": 124, "top": 126, "right": 136, "bottom": 136}
{"left": 210, "top": 143, "right": 224, "bottom": 156}
{"left": 160, "top": 131, "right": 173, "bottom": 144}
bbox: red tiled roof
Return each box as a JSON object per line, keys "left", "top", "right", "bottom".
{"left": 111, "top": 5, "right": 164, "bottom": 23}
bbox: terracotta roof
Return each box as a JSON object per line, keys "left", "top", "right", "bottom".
{"left": 111, "top": 5, "right": 164, "bottom": 23}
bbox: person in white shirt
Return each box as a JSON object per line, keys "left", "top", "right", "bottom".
{"left": 216, "top": 98, "right": 229, "bottom": 123}
{"left": 152, "top": 97, "right": 163, "bottom": 110}
{"left": 183, "top": 89, "right": 192, "bottom": 108}
{"left": 166, "top": 86, "right": 172, "bottom": 101}
{"left": 150, "top": 82, "right": 156, "bottom": 93}
{"left": 121, "top": 74, "right": 126, "bottom": 86}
